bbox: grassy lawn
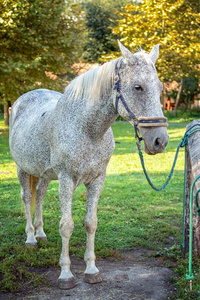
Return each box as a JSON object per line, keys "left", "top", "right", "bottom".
{"left": 0, "top": 114, "right": 200, "bottom": 298}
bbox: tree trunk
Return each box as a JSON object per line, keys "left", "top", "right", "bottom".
{"left": 173, "top": 78, "right": 183, "bottom": 117}
{"left": 4, "top": 104, "right": 9, "bottom": 126}
{"left": 160, "top": 91, "right": 165, "bottom": 112}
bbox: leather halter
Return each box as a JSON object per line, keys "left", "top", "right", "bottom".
{"left": 113, "top": 60, "right": 168, "bottom": 140}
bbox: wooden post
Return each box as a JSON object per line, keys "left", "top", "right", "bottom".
{"left": 183, "top": 120, "right": 200, "bottom": 257}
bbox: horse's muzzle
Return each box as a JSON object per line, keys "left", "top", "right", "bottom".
{"left": 140, "top": 126, "right": 169, "bottom": 155}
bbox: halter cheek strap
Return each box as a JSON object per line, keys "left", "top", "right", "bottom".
{"left": 113, "top": 60, "right": 168, "bottom": 140}
{"left": 113, "top": 62, "right": 137, "bottom": 121}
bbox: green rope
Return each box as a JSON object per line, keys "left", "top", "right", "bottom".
{"left": 185, "top": 175, "right": 200, "bottom": 292}
{"left": 181, "top": 125, "right": 200, "bottom": 250}
{"left": 180, "top": 147, "right": 187, "bottom": 249}
{"left": 182, "top": 126, "right": 200, "bottom": 291}
{"left": 136, "top": 123, "right": 200, "bottom": 292}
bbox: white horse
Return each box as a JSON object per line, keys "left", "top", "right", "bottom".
{"left": 9, "top": 41, "right": 169, "bottom": 289}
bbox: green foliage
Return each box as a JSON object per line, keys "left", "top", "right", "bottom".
{"left": 166, "top": 77, "right": 200, "bottom": 110}
{"left": 0, "top": 0, "right": 84, "bottom": 103}
{"left": 82, "top": 0, "right": 131, "bottom": 62}
{"left": 181, "top": 77, "right": 200, "bottom": 105}
{"left": 101, "top": 0, "right": 200, "bottom": 82}
{"left": 82, "top": 3, "right": 117, "bottom": 62}
{"left": 165, "top": 107, "right": 200, "bottom": 123}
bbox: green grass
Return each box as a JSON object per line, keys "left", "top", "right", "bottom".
{"left": 0, "top": 114, "right": 200, "bottom": 298}
{"left": 165, "top": 108, "right": 200, "bottom": 124}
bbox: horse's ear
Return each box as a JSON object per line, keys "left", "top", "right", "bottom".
{"left": 118, "top": 40, "right": 137, "bottom": 64}
{"left": 149, "top": 44, "right": 159, "bottom": 64}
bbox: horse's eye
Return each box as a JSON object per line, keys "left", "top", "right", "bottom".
{"left": 135, "top": 85, "right": 142, "bottom": 91}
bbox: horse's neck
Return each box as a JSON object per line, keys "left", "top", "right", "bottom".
{"left": 82, "top": 96, "right": 117, "bottom": 139}
{"left": 57, "top": 90, "right": 117, "bottom": 141}
{"left": 58, "top": 61, "right": 119, "bottom": 139}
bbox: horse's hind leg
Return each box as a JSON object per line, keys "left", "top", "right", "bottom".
{"left": 18, "top": 167, "right": 49, "bottom": 246}
{"left": 34, "top": 178, "right": 50, "bottom": 242}
{"left": 17, "top": 167, "right": 37, "bottom": 246}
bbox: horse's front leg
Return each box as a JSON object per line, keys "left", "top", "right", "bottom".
{"left": 58, "top": 173, "right": 76, "bottom": 289}
{"left": 84, "top": 173, "right": 106, "bottom": 284}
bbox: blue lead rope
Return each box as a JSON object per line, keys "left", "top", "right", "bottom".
{"left": 136, "top": 123, "right": 200, "bottom": 192}
{"left": 136, "top": 139, "right": 183, "bottom": 191}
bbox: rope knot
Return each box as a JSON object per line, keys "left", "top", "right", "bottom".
{"left": 186, "top": 273, "right": 194, "bottom": 281}
{"left": 180, "top": 135, "right": 188, "bottom": 147}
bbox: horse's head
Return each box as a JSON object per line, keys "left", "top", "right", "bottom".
{"left": 114, "top": 41, "right": 169, "bottom": 155}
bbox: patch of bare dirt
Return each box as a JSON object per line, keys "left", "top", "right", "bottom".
{"left": 0, "top": 249, "right": 175, "bottom": 300}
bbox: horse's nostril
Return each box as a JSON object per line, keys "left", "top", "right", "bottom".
{"left": 164, "top": 140, "right": 168, "bottom": 148}
{"left": 154, "top": 138, "right": 161, "bottom": 150}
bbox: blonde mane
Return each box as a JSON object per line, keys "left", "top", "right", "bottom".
{"left": 64, "top": 58, "right": 120, "bottom": 102}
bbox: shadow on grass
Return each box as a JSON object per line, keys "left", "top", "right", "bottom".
{"left": 1, "top": 169, "right": 184, "bottom": 251}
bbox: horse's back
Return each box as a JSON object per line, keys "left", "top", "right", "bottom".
{"left": 10, "top": 89, "right": 62, "bottom": 129}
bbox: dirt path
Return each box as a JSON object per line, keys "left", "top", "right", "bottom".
{"left": 1, "top": 249, "right": 175, "bottom": 300}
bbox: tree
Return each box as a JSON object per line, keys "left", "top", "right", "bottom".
{"left": 101, "top": 0, "right": 200, "bottom": 114}
{"left": 82, "top": 0, "right": 132, "bottom": 62}
{"left": 0, "top": 0, "right": 84, "bottom": 122}
{"left": 181, "top": 77, "right": 200, "bottom": 109}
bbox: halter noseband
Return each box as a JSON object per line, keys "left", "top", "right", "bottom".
{"left": 113, "top": 60, "right": 168, "bottom": 140}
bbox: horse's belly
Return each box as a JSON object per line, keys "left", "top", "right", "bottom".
{"left": 76, "top": 160, "right": 104, "bottom": 186}
{"left": 11, "top": 137, "right": 58, "bottom": 180}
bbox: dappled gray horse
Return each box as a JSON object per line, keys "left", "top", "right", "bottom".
{"left": 9, "top": 41, "right": 169, "bottom": 289}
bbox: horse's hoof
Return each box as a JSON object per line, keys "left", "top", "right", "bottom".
{"left": 59, "top": 277, "right": 76, "bottom": 289}
{"left": 25, "top": 242, "right": 37, "bottom": 248}
{"left": 84, "top": 272, "right": 102, "bottom": 284}
{"left": 36, "top": 236, "right": 48, "bottom": 242}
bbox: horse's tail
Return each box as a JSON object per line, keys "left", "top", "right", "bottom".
{"left": 29, "top": 175, "right": 39, "bottom": 216}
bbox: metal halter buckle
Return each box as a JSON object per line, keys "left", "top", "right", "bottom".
{"left": 114, "top": 75, "right": 119, "bottom": 83}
